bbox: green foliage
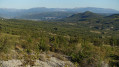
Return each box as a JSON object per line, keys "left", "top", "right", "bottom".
{"left": 0, "top": 37, "right": 13, "bottom": 53}
{"left": 38, "top": 37, "right": 50, "bottom": 51}
{"left": 71, "top": 43, "right": 101, "bottom": 67}
{"left": 0, "top": 17, "right": 119, "bottom": 67}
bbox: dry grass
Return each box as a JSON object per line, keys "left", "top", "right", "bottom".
{"left": 39, "top": 54, "right": 47, "bottom": 61}
{"left": 90, "top": 30, "right": 101, "bottom": 34}
{"left": 47, "top": 52, "right": 68, "bottom": 61}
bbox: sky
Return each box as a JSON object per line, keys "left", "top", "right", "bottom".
{"left": 0, "top": 0, "right": 119, "bottom": 10}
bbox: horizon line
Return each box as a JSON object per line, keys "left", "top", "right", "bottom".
{"left": 0, "top": 7, "right": 119, "bottom": 11}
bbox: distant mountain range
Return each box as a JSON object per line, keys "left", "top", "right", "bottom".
{"left": 0, "top": 7, "right": 119, "bottom": 20}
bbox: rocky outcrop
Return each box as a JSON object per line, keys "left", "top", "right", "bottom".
{"left": 0, "top": 60, "right": 22, "bottom": 67}
{"left": 35, "top": 57, "right": 74, "bottom": 67}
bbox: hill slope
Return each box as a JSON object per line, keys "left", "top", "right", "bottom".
{"left": 106, "top": 14, "right": 119, "bottom": 18}
{"left": 60, "top": 11, "right": 103, "bottom": 22}
{"left": 0, "top": 18, "right": 119, "bottom": 67}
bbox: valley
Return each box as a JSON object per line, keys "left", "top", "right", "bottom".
{"left": 0, "top": 11, "right": 119, "bottom": 67}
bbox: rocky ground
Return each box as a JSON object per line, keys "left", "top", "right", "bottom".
{"left": 0, "top": 52, "right": 75, "bottom": 67}
{"left": 0, "top": 51, "right": 109, "bottom": 67}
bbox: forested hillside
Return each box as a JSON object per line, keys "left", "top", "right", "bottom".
{"left": 0, "top": 15, "right": 119, "bottom": 66}
{"left": 58, "top": 11, "right": 119, "bottom": 32}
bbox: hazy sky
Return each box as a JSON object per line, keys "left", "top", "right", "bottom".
{"left": 0, "top": 0, "right": 119, "bottom": 10}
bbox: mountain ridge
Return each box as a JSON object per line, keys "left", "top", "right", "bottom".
{"left": 0, "top": 7, "right": 119, "bottom": 19}
{"left": 59, "top": 11, "right": 103, "bottom": 22}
